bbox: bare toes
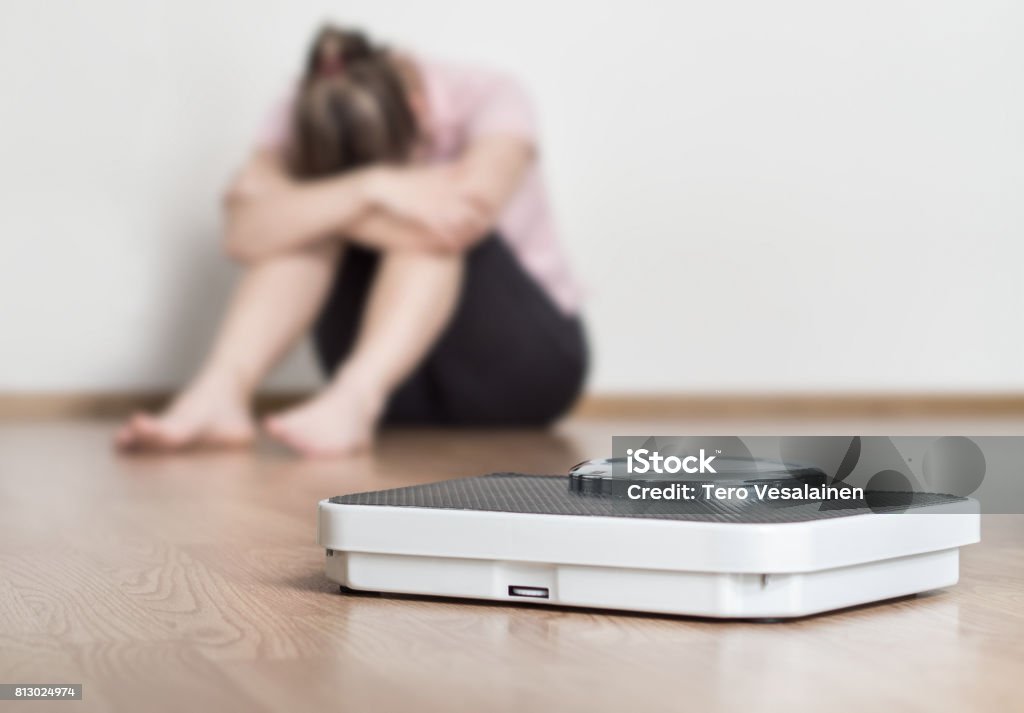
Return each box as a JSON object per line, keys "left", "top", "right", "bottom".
{"left": 115, "top": 413, "right": 155, "bottom": 451}
{"left": 113, "top": 424, "right": 137, "bottom": 450}
{"left": 134, "top": 414, "right": 188, "bottom": 450}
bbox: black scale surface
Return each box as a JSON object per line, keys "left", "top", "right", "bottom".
{"left": 330, "top": 473, "right": 965, "bottom": 524}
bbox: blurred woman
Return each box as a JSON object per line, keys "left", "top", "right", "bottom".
{"left": 115, "top": 25, "right": 586, "bottom": 457}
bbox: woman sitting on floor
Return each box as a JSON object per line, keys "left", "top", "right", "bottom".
{"left": 116, "top": 25, "right": 586, "bottom": 457}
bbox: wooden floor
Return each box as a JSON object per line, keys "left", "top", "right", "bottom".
{"left": 0, "top": 417, "right": 1022, "bottom": 712}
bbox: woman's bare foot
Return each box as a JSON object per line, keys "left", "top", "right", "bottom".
{"left": 263, "top": 376, "right": 385, "bottom": 458}
{"left": 114, "top": 378, "right": 255, "bottom": 452}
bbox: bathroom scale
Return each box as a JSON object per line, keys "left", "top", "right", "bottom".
{"left": 317, "top": 459, "right": 979, "bottom": 619}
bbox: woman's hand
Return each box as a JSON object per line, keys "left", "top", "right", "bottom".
{"left": 364, "top": 165, "right": 492, "bottom": 249}
{"left": 223, "top": 151, "right": 373, "bottom": 263}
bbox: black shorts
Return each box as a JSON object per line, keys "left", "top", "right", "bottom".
{"left": 312, "top": 234, "right": 588, "bottom": 426}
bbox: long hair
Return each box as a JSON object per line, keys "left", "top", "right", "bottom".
{"left": 288, "top": 25, "right": 419, "bottom": 178}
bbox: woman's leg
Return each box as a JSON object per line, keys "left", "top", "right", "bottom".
{"left": 116, "top": 242, "right": 341, "bottom": 450}
{"left": 264, "top": 248, "right": 463, "bottom": 456}
{"left": 408, "top": 236, "right": 587, "bottom": 425}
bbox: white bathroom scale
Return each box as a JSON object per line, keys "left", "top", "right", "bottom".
{"left": 317, "top": 470, "right": 979, "bottom": 619}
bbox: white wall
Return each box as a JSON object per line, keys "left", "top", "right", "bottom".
{"left": 1, "top": 0, "right": 1022, "bottom": 394}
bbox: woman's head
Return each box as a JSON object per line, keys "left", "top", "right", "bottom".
{"left": 288, "top": 25, "right": 418, "bottom": 178}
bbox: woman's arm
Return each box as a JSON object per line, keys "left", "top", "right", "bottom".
{"left": 222, "top": 150, "right": 375, "bottom": 262}
{"left": 222, "top": 152, "right": 487, "bottom": 261}
{"left": 223, "top": 134, "right": 533, "bottom": 262}
{"left": 449, "top": 134, "right": 534, "bottom": 237}
{"left": 346, "top": 135, "right": 534, "bottom": 251}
